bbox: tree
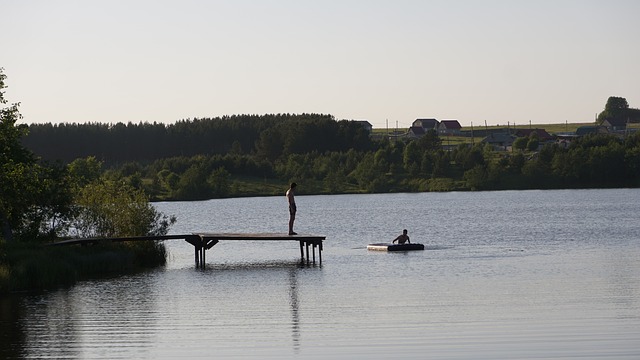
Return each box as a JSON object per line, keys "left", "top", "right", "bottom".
{"left": 68, "top": 156, "right": 103, "bottom": 187}
{"left": 175, "top": 163, "right": 211, "bottom": 200}
{"left": 323, "top": 167, "right": 346, "bottom": 194}
{"left": 0, "top": 68, "right": 37, "bottom": 242}
{"left": 512, "top": 137, "right": 527, "bottom": 151}
{"left": 255, "top": 128, "right": 283, "bottom": 162}
{"left": 416, "top": 129, "right": 442, "bottom": 151}
{"left": 208, "top": 167, "right": 231, "bottom": 198}
{"left": 464, "top": 165, "right": 489, "bottom": 190}
{"left": 526, "top": 136, "right": 539, "bottom": 152}
{"left": 403, "top": 141, "right": 422, "bottom": 176}
{"left": 16, "top": 162, "right": 75, "bottom": 241}
{"left": 597, "top": 96, "right": 629, "bottom": 123}
{"left": 431, "top": 151, "right": 451, "bottom": 178}
{"left": 462, "top": 145, "right": 485, "bottom": 170}
{"left": 70, "top": 180, "right": 175, "bottom": 238}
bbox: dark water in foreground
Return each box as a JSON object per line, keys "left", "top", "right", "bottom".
{"left": 2, "top": 189, "right": 640, "bottom": 359}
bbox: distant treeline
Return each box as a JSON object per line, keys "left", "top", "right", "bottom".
{"left": 22, "top": 114, "right": 372, "bottom": 165}
{"left": 20, "top": 113, "right": 640, "bottom": 201}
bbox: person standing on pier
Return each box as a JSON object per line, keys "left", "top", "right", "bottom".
{"left": 286, "top": 182, "right": 297, "bottom": 235}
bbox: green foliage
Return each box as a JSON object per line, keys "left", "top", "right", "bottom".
{"left": 1, "top": 240, "right": 167, "bottom": 293}
{"left": 595, "top": 96, "right": 640, "bottom": 124}
{"left": 513, "top": 137, "right": 527, "bottom": 151}
{"left": 416, "top": 129, "right": 442, "bottom": 151}
{"left": 68, "top": 156, "right": 103, "bottom": 187}
{"left": 432, "top": 151, "right": 451, "bottom": 178}
{"left": 403, "top": 141, "right": 421, "bottom": 176}
{"left": 0, "top": 68, "right": 73, "bottom": 243}
{"left": 27, "top": 128, "right": 640, "bottom": 198}
{"left": 24, "top": 114, "right": 373, "bottom": 166}
{"left": 71, "top": 180, "right": 176, "bottom": 238}
{"left": 425, "top": 178, "right": 460, "bottom": 192}
{"left": 0, "top": 69, "right": 175, "bottom": 292}
{"left": 597, "top": 96, "right": 629, "bottom": 123}
{"left": 454, "top": 144, "right": 485, "bottom": 170}
{"left": 464, "top": 165, "right": 489, "bottom": 190}
{"left": 16, "top": 162, "right": 75, "bottom": 242}
{"left": 175, "top": 162, "right": 211, "bottom": 200}
{"left": 208, "top": 167, "right": 231, "bottom": 198}
{"left": 8, "top": 80, "right": 640, "bottom": 201}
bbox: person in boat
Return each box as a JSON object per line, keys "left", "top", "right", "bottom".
{"left": 392, "top": 229, "right": 410, "bottom": 245}
{"left": 286, "top": 182, "right": 297, "bottom": 235}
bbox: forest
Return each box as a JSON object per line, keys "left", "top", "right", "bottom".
{"left": 21, "top": 113, "right": 640, "bottom": 202}
{"left": 22, "top": 114, "right": 372, "bottom": 165}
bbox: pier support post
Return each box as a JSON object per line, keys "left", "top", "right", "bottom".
{"left": 201, "top": 244, "right": 205, "bottom": 268}
{"left": 305, "top": 242, "right": 310, "bottom": 265}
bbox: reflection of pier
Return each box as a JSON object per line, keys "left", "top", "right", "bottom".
{"left": 288, "top": 268, "right": 301, "bottom": 353}
{"left": 50, "top": 233, "right": 325, "bottom": 269}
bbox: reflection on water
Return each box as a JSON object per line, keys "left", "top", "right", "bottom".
{"left": 0, "top": 295, "right": 26, "bottom": 359}
{"left": 288, "top": 268, "right": 300, "bottom": 354}
{"left": 26, "top": 291, "right": 80, "bottom": 359}
{"left": 4, "top": 189, "right": 640, "bottom": 359}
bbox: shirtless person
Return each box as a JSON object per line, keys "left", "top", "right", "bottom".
{"left": 286, "top": 182, "right": 297, "bottom": 235}
{"left": 392, "top": 229, "right": 410, "bottom": 245}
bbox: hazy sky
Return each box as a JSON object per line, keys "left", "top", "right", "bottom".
{"left": 2, "top": 0, "right": 639, "bottom": 128}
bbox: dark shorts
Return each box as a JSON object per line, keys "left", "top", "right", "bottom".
{"left": 289, "top": 205, "right": 297, "bottom": 216}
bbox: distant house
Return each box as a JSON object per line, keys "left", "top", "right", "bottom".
{"left": 514, "top": 128, "right": 554, "bottom": 142}
{"left": 576, "top": 125, "right": 608, "bottom": 136}
{"left": 481, "top": 132, "right": 515, "bottom": 150}
{"left": 352, "top": 120, "right": 373, "bottom": 133}
{"left": 412, "top": 118, "right": 439, "bottom": 131}
{"left": 601, "top": 118, "right": 627, "bottom": 131}
{"left": 408, "top": 126, "right": 426, "bottom": 138}
{"left": 438, "top": 120, "right": 462, "bottom": 135}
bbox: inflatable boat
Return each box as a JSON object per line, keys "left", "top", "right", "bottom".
{"left": 367, "top": 243, "right": 425, "bottom": 251}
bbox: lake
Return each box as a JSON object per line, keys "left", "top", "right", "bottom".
{"left": 2, "top": 189, "right": 640, "bottom": 359}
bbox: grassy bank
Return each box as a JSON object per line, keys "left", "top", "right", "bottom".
{"left": 0, "top": 240, "right": 167, "bottom": 294}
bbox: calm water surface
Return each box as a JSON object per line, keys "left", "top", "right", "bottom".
{"left": 2, "top": 189, "right": 640, "bottom": 359}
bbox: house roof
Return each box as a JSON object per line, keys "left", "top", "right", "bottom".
{"left": 352, "top": 120, "right": 373, "bottom": 130}
{"left": 409, "top": 126, "right": 425, "bottom": 135}
{"left": 440, "top": 120, "right": 461, "bottom": 130}
{"left": 482, "top": 132, "right": 515, "bottom": 144}
{"left": 576, "top": 126, "right": 608, "bottom": 136}
{"left": 602, "top": 118, "right": 627, "bottom": 127}
{"left": 515, "top": 128, "right": 553, "bottom": 140}
{"left": 415, "top": 118, "right": 439, "bottom": 129}
{"left": 352, "top": 120, "right": 372, "bottom": 126}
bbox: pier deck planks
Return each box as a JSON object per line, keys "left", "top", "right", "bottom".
{"left": 195, "top": 233, "right": 325, "bottom": 241}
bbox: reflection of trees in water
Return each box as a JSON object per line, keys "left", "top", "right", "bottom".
{"left": 9, "top": 290, "right": 81, "bottom": 359}
{"left": 0, "top": 295, "right": 27, "bottom": 359}
{"left": 288, "top": 268, "right": 300, "bottom": 353}
{"left": 68, "top": 276, "right": 159, "bottom": 353}
{"left": 5, "top": 275, "right": 159, "bottom": 359}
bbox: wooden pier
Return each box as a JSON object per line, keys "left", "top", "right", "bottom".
{"left": 190, "top": 233, "right": 325, "bottom": 269}
{"left": 50, "top": 233, "right": 325, "bottom": 268}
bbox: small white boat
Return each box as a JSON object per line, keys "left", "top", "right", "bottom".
{"left": 367, "top": 243, "right": 425, "bottom": 251}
